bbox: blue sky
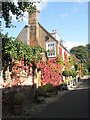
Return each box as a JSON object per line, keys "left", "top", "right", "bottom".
{"left": 2, "top": 1, "right": 88, "bottom": 50}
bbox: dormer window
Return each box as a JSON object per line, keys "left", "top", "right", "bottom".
{"left": 46, "top": 42, "right": 56, "bottom": 58}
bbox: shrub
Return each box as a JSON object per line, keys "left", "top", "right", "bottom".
{"left": 68, "top": 71, "right": 73, "bottom": 76}
{"left": 72, "top": 70, "right": 77, "bottom": 78}
{"left": 57, "top": 83, "right": 63, "bottom": 90}
{"left": 44, "top": 83, "right": 54, "bottom": 93}
{"left": 63, "top": 70, "right": 69, "bottom": 77}
{"left": 36, "top": 86, "right": 46, "bottom": 96}
{"left": 14, "top": 92, "right": 24, "bottom": 105}
{"left": 83, "top": 67, "right": 88, "bottom": 75}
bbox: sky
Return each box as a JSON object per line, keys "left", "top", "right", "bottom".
{"left": 2, "top": 0, "right": 88, "bottom": 51}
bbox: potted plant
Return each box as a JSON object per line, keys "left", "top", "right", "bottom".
{"left": 44, "top": 83, "right": 54, "bottom": 97}
{"left": 13, "top": 92, "right": 24, "bottom": 114}
{"left": 35, "top": 86, "right": 45, "bottom": 103}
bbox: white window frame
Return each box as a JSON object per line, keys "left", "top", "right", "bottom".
{"left": 46, "top": 42, "right": 56, "bottom": 58}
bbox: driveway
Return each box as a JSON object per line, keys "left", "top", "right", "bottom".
{"left": 32, "top": 77, "right": 89, "bottom": 118}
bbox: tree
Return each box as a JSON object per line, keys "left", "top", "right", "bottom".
{"left": 70, "top": 45, "right": 88, "bottom": 63}
{"left": 1, "top": 1, "right": 35, "bottom": 28}
{"left": 86, "top": 43, "right": 90, "bottom": 74}
{"left": 70, "top": 45, "right": 89, "bottom": 76}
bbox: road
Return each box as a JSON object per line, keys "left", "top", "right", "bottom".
{"left": 32, "top": 77, "right": 89, "bottom": 118}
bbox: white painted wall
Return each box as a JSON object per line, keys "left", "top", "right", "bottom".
{"left": 51, "top": 30, "right": 60, "bottom": 42}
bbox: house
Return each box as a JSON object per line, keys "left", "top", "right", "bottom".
{"left": 17, "top": 6, "right": 81, "bottom": 75}
{"left": 17, "top": 6, "right": 62, "bottom": 58}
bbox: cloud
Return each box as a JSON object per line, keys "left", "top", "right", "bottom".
{"left": 60, "top": 13, "right": 69, "bottom": 18}
{"left": 34, "top": 0, "right": 48, "bottom": 11}
{"left": 63, "top": 41, "right": 85, "bottom": 50}
{"left": 76, "top": 0, "right": 89, "bottom": 3}
{"left": 76, "top": 0, "right": 82, "bottom": 2}
{"left": 72, "top": 7, "right": 79, "bottom": 12}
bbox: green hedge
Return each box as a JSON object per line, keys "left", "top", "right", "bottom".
{"left": 63, "top": 70, "right": 69, "bottom": 77}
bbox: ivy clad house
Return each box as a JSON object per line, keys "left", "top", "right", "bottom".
{"left": 17, "top": 7, "right": 81, "bottom": 80}
{"left": 17, "top": 7, "right": 63, "bottom": 58}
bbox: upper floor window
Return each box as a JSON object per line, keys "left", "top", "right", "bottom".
{"left": 46, "top": 42, "right": 56, "bottom": 57}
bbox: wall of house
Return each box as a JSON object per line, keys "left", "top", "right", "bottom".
{"left": 50, "top": 30, "right": 60, "bottom": 42}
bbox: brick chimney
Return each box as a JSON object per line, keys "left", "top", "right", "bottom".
{"left": 28, "top": 6, "right": 39, "bottom": 46}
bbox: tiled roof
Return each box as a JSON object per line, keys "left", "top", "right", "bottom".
{"left": 38, "top": 22, "right": 58, "bottom": 43}
{"left": 16, "top": 25, "right": 29, "bottom": 44}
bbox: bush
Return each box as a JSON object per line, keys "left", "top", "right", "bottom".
{"left": 44, "top": 83, "right": 54, "bottom": 93}
{"left": 68, "top": 71, "right": 73, "bottom": 76}
{"left": 57, "top": 83, "right": 63, "bottom": 90}
{"left": 63, "top": 70, "right": 69, "bottom": 77}
{"left": 36, "top": 86, "right": 46, "bottom": 96}
{"left": 83, "top": 67, "right": 88, "bottom": 75}
{"left": 72, "top": 70, "right": 77, "bottom": 78}
{"left": 14, "top": 92, "right": 24, "bottom": 105}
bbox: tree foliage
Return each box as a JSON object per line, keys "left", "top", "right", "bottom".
{"left": 70, "top": 45, "right": 89, "bottom": 75}
{"left": 2, "top": 1, "right": 35, "bottom": 28}
{"left": 70, "top": 45, "right": 88, "bottom": 64}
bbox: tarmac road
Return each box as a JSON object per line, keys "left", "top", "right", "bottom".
{"left": 32, "top": 77, "right": 89, "bottom": 118}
